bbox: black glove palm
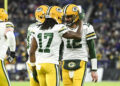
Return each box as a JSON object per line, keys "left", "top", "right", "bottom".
{"left": 7, "top": 52, "right": 16, "bottom": 63}
{"left": 33, "top": 69, "right": 39, "bottom": 83}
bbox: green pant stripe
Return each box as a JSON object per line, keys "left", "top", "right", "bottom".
{"left": 1, "top": 61, "right": 11, "bottom": 86}
{"left": 55, "top": 64, "right": 59, "bottom": 86}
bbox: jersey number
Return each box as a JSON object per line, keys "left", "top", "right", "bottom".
{"left": 27, "top": 31, "right": 33, "bottom": 49}
{"left": 67, "top": 39, "right": 82, "bottom": 48}
{"left": 37, "top": 33, "right": 53, "bottom": 53}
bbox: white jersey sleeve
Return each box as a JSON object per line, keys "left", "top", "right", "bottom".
{"left": 27, "top": 23, "right": 38, "bottom": 54}
{"left": 86, "top": 24, "right": 97, "bottom": 40}
{"left": 6, "top": 22, "right": 14, "bottom": 29}
{"left": 55, "top": 24, "right": 69, "bottom": 37}
{"left": 0, "top": 22, "right": 15, "bottom": 60}
{"left": 5, "top": 22, "right": 16, "bottom": 51}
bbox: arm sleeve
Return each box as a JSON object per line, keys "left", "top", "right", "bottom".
{"left": 87, "top": 39, "right": 97, "bottom": 71}
{"left": 87, "top": 39, "right": 96, "bottom": 59}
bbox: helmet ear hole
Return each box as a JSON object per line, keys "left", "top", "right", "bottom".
{"left": 39, "top": 16, "right": 42, "bottom": 19}
{"left": 58, "top": 17, "right": 61, "bottom": 20}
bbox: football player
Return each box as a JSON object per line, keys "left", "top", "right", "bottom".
{"left": 62, "top": 4, "right": 98, "bottom": 86}
{"left": 26, "top": 5, "right": 49, "bottom": 86}
{"left": 0, "top": 8, "right": 16, "bottom": 86}
{"left": 29, "top": 6, "right": 82, "bottom": 86}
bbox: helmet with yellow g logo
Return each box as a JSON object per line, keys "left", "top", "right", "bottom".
{"left": 35, "top": 5, "right": 49, "bottom": 23}
{"left": 63, "top": 4, "right": 84, "bottom": 26}
{"left": 0, "top": 8, "right": 8, "bottom": 21}
{"left": 46, "top": 6, "right": 63, "bottom": 24}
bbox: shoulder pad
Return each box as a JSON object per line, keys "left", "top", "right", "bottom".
{"left": 28, "top": 23, "right": 37, "bottom": 30}
{"left": 83, "top": 22, "right": 90, "bottom": 27}
{"left": 36, "top": 22, "right": 42, "bottom": 25}
{"left": 54, "top": 24, "right": 65, "bottom": 28}
{"left": 29, "top": 23, "right": 36, "bottom": 27}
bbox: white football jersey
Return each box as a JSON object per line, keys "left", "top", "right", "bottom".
{"left": 0, "top": 21, "right": 14, "bottom": 60}
{"left": 26, "top": 22, "right": 41, "bottom": 62}
{"left": 33, "top": 24, "right": 69, "bottom": 64}
{"left": 62, "top": 23, "right": 97, "bottom": 61}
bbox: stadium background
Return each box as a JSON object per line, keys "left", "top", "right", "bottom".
{"left": 0, "top": 0, "right": 120, "bottom": 86}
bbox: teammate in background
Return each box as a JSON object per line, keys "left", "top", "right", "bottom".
{"left": 26, "top": 5, "right": 49, "bottom": 86}
{"left": 29, "top": 6, "right": 82, "bottom": 86}
{"left": 0, "top": 8, "right": 16, "bottom": 86}
{"left": 62, "top": 4, "right": 98, "bottom": 86}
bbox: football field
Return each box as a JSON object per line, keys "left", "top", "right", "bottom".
{"left": 11, "top": 81, "right": 120, "bottom": 86}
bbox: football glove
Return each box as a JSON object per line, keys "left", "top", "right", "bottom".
{"left": 33, "top": 69, "right": 39, "bottom": 83}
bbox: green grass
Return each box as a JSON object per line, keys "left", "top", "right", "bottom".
{"left": 11, "top": 81, "right": 120, "bottom": 86}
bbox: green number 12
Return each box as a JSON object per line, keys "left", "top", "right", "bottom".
{"left": 67, "top": 39, "right": 82, "bottom": 48}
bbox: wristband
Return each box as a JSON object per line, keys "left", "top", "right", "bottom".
{"left": 91, "top": 58, "right": 97, "bottom": 71}
{"left": 30, "top": 62, "right": 36, "bottom": 66}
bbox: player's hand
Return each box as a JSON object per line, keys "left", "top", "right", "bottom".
{"left": 91, "top": 71, "right": 98, "bottom": 82}
{"left": 59, "top": 61, "right": 62, "bottom": 66}
{"left": 32, "top": 66, "right": 39, "bottom": 83}
{"left": 7, "top": 52, "right": 16, "bottom": 63}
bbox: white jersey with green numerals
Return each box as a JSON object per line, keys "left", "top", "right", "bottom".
{"left": 27, "top": 22, "right": 41, "bottom": 54}
{"left": 26, "top": 22, "right": 41, "bottom": 63}
{"left": 62, "top": 23, "right": 97, "bottom": 62}
{"left": 33, "top": 24, "right": 69, "bottom": 64}
{"left": 0, "top": 22, "right": 14, "bottom": 60}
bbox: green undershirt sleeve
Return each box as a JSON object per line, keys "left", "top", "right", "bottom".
{"left": 87, "top": 39, "right": 97, "bottom": 59}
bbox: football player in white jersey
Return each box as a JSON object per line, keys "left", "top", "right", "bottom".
{"left": 29, "top": 6, "right": 82, "bottom": 86}
{"left": 0, "top": 8, "right": 16, "bottom": 86}
{"left": 62, "top": 4, "right": 98, "bottom": 86}
{"left": 26, "top": 5, "right": 49, "bottom": 86}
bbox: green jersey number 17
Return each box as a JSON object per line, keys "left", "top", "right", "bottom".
{"left": 37, "top": 33, "right": 53, "bottom": 53}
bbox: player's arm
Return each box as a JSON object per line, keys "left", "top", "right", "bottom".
{"left": 63, "top": 21, "right": 82, "bottom": 39}
{"left": 59, "top": 41, "right": 64, "bottom": 65}
{"left": 29, "top": 37, "right": 39, "bottom": 83}
{"left": 30, "top": 37, "right": 37, "bottom": 64}
{"left": 87, "top": 39, "right": 98, "bottom": 82}
{"left": 6, "top": 30, "right": 16, "bottom": 52}
{"left": 87, "top": 39, "right": 97, "bottom": 71}
{"left": 5, "top": 23, "right": 16, "bottom": 63}
{"left": 86, "top": 24, "right": 97, "bottom": 71}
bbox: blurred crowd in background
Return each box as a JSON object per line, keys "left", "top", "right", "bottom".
{"left": 0, "top": 0, "right": 120, "bottom": 80}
